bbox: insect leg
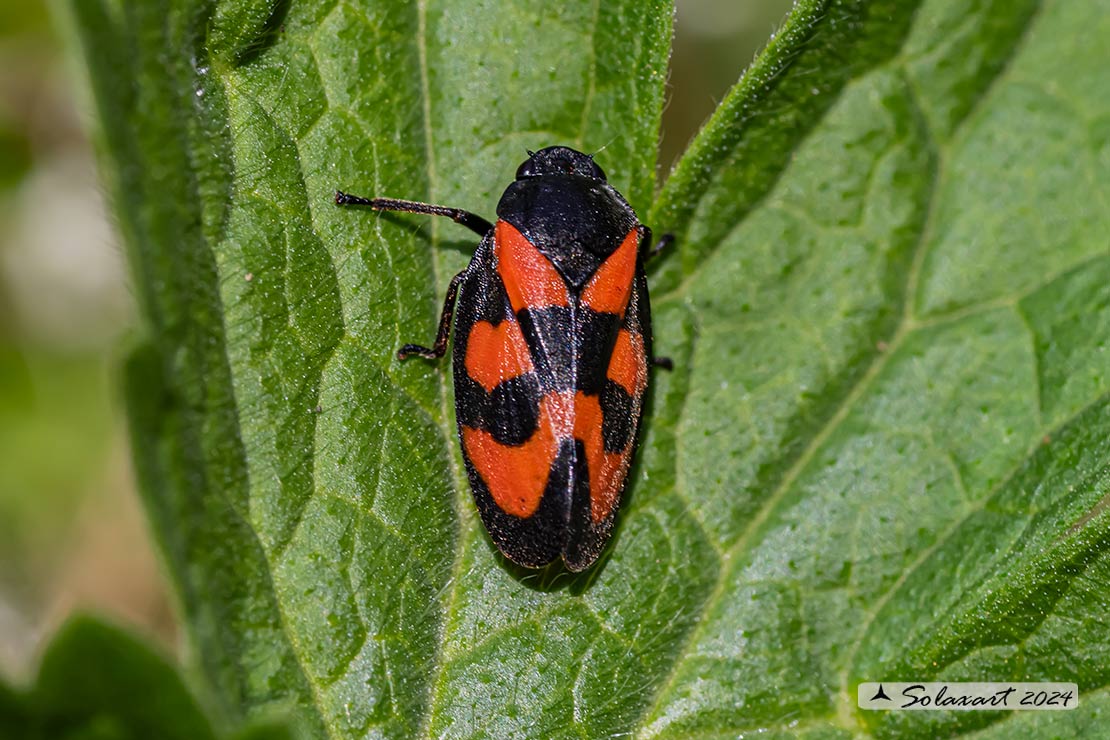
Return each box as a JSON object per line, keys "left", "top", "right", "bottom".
{"left": 637, "top": 224, "right": 675, "bottom": 261}
{"left": 639, "top": 225, "right": 674, "bottom": 370}
{"left": 398, "top": 269, "right": 467, "bottom": 361}
{"left": 335, "top": 191, "right": 493, "bottom": 237}
{"left": 649, "top": 234, "right": 675, "bottom": 260}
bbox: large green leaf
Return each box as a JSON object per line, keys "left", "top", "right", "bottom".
{"left": 65, "top": 0, "right": 1110, "bottom": 737}
{"left": 0, "top": 615, "right": 216, "bottom": 740}
{"left": 0, "top": 615, "right": 297, "bottom": 739}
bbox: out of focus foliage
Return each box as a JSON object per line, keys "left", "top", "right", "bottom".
{"left": 0, "top": 0, "right": 152, "bottom": 676}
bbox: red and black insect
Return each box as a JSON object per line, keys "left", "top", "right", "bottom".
{"left": 336, "top": 146, "right": 670, "bottom": 571}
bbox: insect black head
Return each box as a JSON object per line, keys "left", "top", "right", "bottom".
{"left": 516, "top": 146, "right": 607, "bottom": 182}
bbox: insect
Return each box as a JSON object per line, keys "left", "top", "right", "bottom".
{"left": 336, "top": 146, "right": 670, "bottom": 571}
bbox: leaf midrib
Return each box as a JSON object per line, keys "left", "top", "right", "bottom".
{"left": 414, "top": 1, "right": 632, "bottom": 736}
{"left": 412, "top": 0, "right": 480, "bottom": 735}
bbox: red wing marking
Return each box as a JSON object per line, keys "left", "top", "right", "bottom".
{"left": 495, "top": 220, "right": 570, "bottom": 313}
{"left": 581, "top": 227, "right": 639, "bottom": 316}
{"left": 464, "top": 389, "right": 629, "bottom": 523}
{"left": 590, "top": 452, "right": 627, "bottom": 524}
{"left": 465, "top": 318, "right": 534, "bottom": 393}
{"left": 462, "top": 393, "right": 571, "bottom": 518}
{"left": 607, "top": 329, "right": 647, "bottom": 398}
{"left": 572, "top": 392, "right": 628, "bottom": 523}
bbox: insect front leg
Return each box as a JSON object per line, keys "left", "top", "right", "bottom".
{"left": 637, "top": 225, "right": 675, "bottom": 370}
{"left": 398, "top": 270, "right": 467, "bottom": 360}
{"left": 637, "top": 224, "right": 675, "bottom": 262}
{"left": 335, "top": 192, "right": 493, "bottom": 237}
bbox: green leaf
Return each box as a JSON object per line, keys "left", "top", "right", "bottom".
{"left": 643, "top": 0, "right": 1110, "bottom": 736}
{"left": 0, "top": 615, "right": 216, "bottom": 740}
{"left": 65, "top": 0, "right": 1110, "bottom": 738}
{"left": 0, "top": 615, "right": 298, "bottom": 739}
{"left": 35, "top": 618, "right": 218, "bottom": 740}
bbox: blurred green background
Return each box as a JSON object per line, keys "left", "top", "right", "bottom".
{"left": 0, "top": 0, "right": 793, "bottom": 679}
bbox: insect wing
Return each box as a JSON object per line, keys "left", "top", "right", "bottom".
{"left": 452, "top": 232, "right": 571, "bottom": 567}
{"left": 563, "top": 229, "right": 650, "bottom": 570}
